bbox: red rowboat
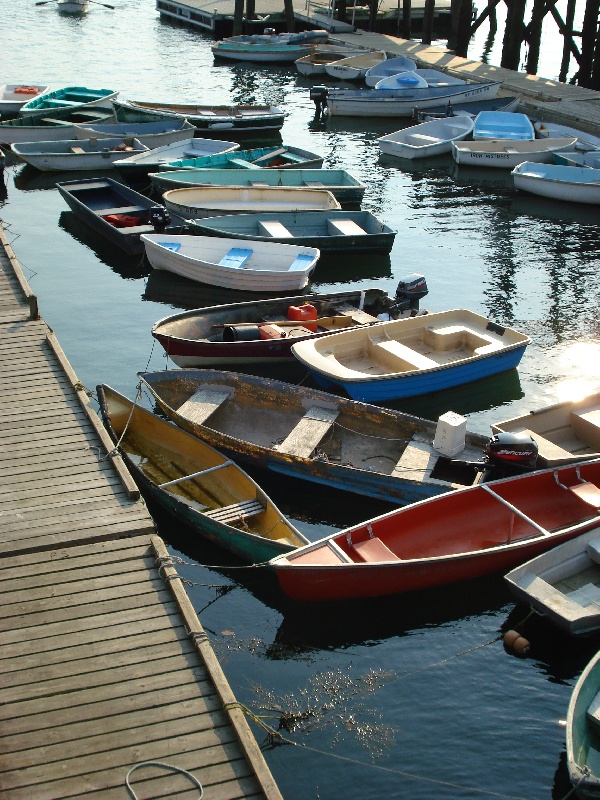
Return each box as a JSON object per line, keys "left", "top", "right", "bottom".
{"left": 270, "top": 459, "right": 600, "bottom": 602}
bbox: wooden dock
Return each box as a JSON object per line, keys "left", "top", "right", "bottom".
{"left": 0, "top": 224, "right": 282, "bottom": 799}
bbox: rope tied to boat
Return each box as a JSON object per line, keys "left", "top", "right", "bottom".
{"left": 101, "top": 380, "right": 143, "bottom": 461}
{"left": 125, "top": 760, "right": 203, "bottom": 799}
{"left": 558, "top": 765, "right": 591, "bottom": 800}
{"left": 223, "top": 701, "right": 290, "bottom": 747}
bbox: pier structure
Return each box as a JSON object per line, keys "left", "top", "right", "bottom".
{"left": 0, "top": 224, "right": 282, "bottom": 799}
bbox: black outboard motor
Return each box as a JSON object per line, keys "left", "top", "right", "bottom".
{"left": 310, "top": 85, "right": 328, "bottom": 118}
{"left": 388, "top": 273, "right": 429, "bottom": 317}
{"left": 148, "top": 206, "right": 171, "bottom": 232}
{"left": 481, "top": 432, "right": 539, "bottom": 481}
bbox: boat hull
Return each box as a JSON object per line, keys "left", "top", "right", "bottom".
{"left": 513, "top": 163, "right": 600, "bottom": 204}
{"left": 452, "top": 138, "right": 577, "bottom": 168}
{"left": 567, "top": 651, "right": 600, "bottom": 799}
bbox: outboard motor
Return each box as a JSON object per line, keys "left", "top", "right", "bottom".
{"left": 481, "top": 432, "right": 539, "bottom": 481}
{"left": 310, "top": 85, "right": 329, "bottom": 118}
{"left": 388, "top": 273, "right": 429, "bottom": 317}
{"left": 148, "top": 206, "right": 171, "bottom": 232}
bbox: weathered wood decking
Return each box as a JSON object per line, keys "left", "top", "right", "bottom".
{"left": 0, "top": 225, "right": 282, "bottom": 800}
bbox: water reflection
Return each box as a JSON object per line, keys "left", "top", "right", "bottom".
{"left": 58, "top": 211, "right": 149, "bottom": 278}
{"left": 510, "top": 194, "right": 600, "bottom": 225}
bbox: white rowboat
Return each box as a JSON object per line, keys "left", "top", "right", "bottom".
{"left": 512, "top": 162, "right": 600, "bottom": 204}
{"left": 141, "top": 234, "right": 320, "bottom": 292}
{"left": 364, "top": 56, "right": 417, "bottom": 87}
{"left": 377, "top": 114, "right": 474, "bottom": 160}
{"left": 534, "top": 121, "right": 600, "bottom": 152}
{"left": 452, "top": 137, "right": 577, "bottom": 168}
{"left": 10, "top": 136, "right": 149, "bottom": 172}
{"left": 0, "top": 84, "right": 50, "bottom": 116}
{"left": 325, "top": 51, "right": 387, "bottom": 80}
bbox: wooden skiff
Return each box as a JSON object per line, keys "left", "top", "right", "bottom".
{"left": 96, "top": 384, "right": 308, "bottom": 562}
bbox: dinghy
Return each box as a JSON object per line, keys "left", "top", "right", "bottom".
{"left": 325, "top": 50, "right": 387, "bottom": 80}
{"left": 566, "top": 650, "right": 600, "bottom": 797}
{"left": 141, "top": 233, "right": 320, "bottom": 292}
{"left": 73, "top": 118, "right": 196, "bottom": 148}
{"left": 96, "top": 385, "right": 308, "bottom": 563}
{"left": 534, "top": 120, "right": 600, "bottom": 152}
{"left": 492, "top": 391, "right": 600, "bottom": 467}
{"left": 212, "top": 30, "right": 328, "bottom": 62}
{"left": 374, "top": 69, "right": 466, "bottom": 90}
{"left": 0, "top": 84, "right": 50, "bottom": 116}
{"left": 149, "top": 280, "right": 428, "bottom": 366}
{"left": 56, "top": 177, "right": 180, "bottom": 255}
{"left": 138, "top": 368, "right": 490, "bottom": 506}
{"left": 295, "top": 46, "right": 365, "bottom": 76}
{"left": 504, "top": 523, "right": 600, "bottom": 636}
{"left": 0, "top": 105, "right": 114, "bottom": 145}
{"left": 364, "top": 56, "right": 417, "bottom": 87}
{"left": 452, "top": 137, "right": 577, "bottom": 168}
{"left": 377, "top": 114, "right": 474, "bottom": 160}
{"left": 186, "top": 209, "right": 396, "bottom": 253}
{"left": 512, "top": 162, "right": 600, "bottom": 204}
{"left": 553, "top": 150, "right": 600, "bottom": 168}
{"left": 19, "top": 85, "right": 117, "bottom": 116}
{"left": 57, "top": 0, "right": 90, "bottom": 13}
{"left": 162, "top": 186, "right": 340, "bottom": 220}
{"left": 291, "top": 308, "right": 530, "bottom": 402}
{"left": 113, "top": 137, "right": 239, "bottom": 184}
{"left": 157, "top": 144, "right": 324, "bottom": 171}
{"left": 472, "top": 111, "right": 534, "bottom": 140}
{"left": 11, "top": 136, "right": 149, "bottom": 172}
{"left": 269, "top": 458, "right": 600, "bottom": 602}
{"left": 149, "top": 168, "right": 365, "bottom": 205}
{"left": 112, "top": 98, "right": 285, "bottom": 135}
{"left": 324, "top": 80, "right": 501, "bottom": 117}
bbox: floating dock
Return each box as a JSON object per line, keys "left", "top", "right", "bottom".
{"left": 0, "top": 224, "right": 282, "bottom": 799}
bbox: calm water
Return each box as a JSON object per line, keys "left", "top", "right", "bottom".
{"left": 2, "top": 2, "right": 600, "bottom": 797}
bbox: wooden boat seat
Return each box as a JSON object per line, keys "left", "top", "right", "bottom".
{"left": 258, "top": 220, "right": 294, "bottom": 238}
{"left": 327, "top": 218, "right": 367, "bottom": 236}
{"left": 176, "top": 388, "right": 231, "bottom": 426}
{"left": 373, "top": 339, "right": 438, "bottom": 370}
{"left": 252, "top": 148, "right": 288, "bottom": 164}
{"left": 275, "top": 405, "right": 339, "bottom": 458}
{"left": 226, "top": 158, "right": 255, "bottom": 168}
{"left": 70, "top": 146, "right": 86, "bottom": 154}
{"left": 392, "top": 436, "right": 437, "bottom": 481}
{"left": 204, "top": 499, "right": 265, "bottom": 524}
{"left": 350, "top": 536, "right": 400, "bottom": 562}
{"left": 218, "top": 247, "right": 253, "bottom": 268}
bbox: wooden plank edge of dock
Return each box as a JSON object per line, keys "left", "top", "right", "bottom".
{"left": 152, "top": 534, "right": 285, "bottom": 800}
{"left": 0, "top": 224, "right": 39, "bottom": 320}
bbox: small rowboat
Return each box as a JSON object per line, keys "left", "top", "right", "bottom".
{"left": 472, "top": 111, "right": 534, "bottom": 140}
{"left": 138, "top": 368, "right": 490, "bottom": 506}
{"left": 534, "top": 120, "right": 600, "bottom": 152}
{"left": 162, "top": 186, "right": 340, "bottom": 220}
{"left": 149, "top": 280, "right": 428, "bottom": 366}
{"left": 291, "top": 308, "right": 530, "bottom": 402}
{"left": 295, "top": 46, "right": 365, "bottom": 76}
{"left": 0, "top": 84, "right": 50, "bottom": 117}
{"left": 19, "top": 85, "right": 118, "bottom": 116}
{"left": 364, "top": 56, "right": 417, "bottom": 87}
{"left": 11, "top": 136, "right": 149, "bottom": 172}
{"left": 73, "top": 119, "right": 196, "bottom": 149}
{"left": 325, "top": 50, "right": 387, "bottom": 80}
{"left": 57, "top": 0, "right": 90, "bottom": 13}
{"left": 96, "top": 384, "right": 308, "bottom": 563}
{"left": 269, "top": 458, "right": 600, "bottom": 602}
{"left": 377, "top": 114, "right": 474, "bottom": 160}
{"left": 0, "top": 106, "right": 114, "bottom": 145}
{"left": 186, "top": 209, "right": 396, "bottom": 254}
{"left": 512, "top": 162, "right": 600, "bottom": 204}
{"left": 141, "top": 233, "right": 320, "bottom": 292}
{"left": 158, "top": 145, "right": 324, "bottom": 172}
{"left": 566, "top": 651, "right": 600, "bottom": 798}
{"left": 452, "top": 137, "right": 577, "bottom": 168}
{"left": 212, "top": 30, "right": 328, "bottom": 63}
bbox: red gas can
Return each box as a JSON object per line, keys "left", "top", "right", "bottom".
{"left": 287, "top": 304, "right": 318, "bottom": 332}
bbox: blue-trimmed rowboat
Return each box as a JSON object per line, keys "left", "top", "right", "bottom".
{"left": 97, "top": 384, "right": 308, "bottom": 562}
{"left": 158, "top": 144, "right": 324, "bottom": 172}
{"left": 567, "top": 649, "right": 600, "bottom": 798}
{"left": 19, "top": 85, "right": 118, "bottom": 116}
{"left": 291, "top": 308, "right": 530, "bottom": 402}
{"left": 138, "top": 369, "right": 491, "bottom": 506}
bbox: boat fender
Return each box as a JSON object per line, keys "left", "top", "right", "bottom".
{"left": 503, "top": 629, "right": 530, "bottom": 656}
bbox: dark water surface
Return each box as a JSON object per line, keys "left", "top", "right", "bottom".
{"left": 3, "top": 3, "right": 600, "bottom": 797}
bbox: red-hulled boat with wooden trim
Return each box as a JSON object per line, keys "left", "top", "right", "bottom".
{"left": 270, "top": 459, "right": 600, "bottom": 602}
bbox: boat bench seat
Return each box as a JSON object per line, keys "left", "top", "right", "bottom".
{"left": 40, "top": 117, "right": 75, "bottom": 126}
{"left": 424, "top": 325, "right": 503, "bottom": 355}
{"left": 43, "top": 99, "right": 81, "bottom": 107}
{"left": 327, "top": 218, "right": 367, "bottom": 236}
{"left": 372, "top": 339, "right": 438, "bottom": 371}
{"left": 226, "top": 158, "right": 255, "bottom": 168}
{"left": 176, "top": 388, "right": 231, "bottom": 426}
{"left": 407, "top": 134, "right": 441, "bottom": 144}
{"left": 571, "top": 409, "right": 600, "bottom": 450}
{"left": 303, "top": 180, "right": 325, "bottom": 188}
{"left": 70, "top": 147, "right": 86, "bottom": 154}
{"left": 100, "top": 205, "right": 148, "bottom": 216}
{"left": 587, "top": 692, "right": 600, "bottom": 732}
{"left": 350, "top": 536, "right": 400, "bottom": 562}
{"left": 289, "top": 253, "right": 315, "bottom": 271}
{"left": 258, "top": 220, "right": 294, "bottom": 238}
{"left": 218, "top": 247, "right": 253, "bottom": 268}
{"left": 275, "top": 405, "right": 339, "bottom": 458}
{"left": 586, "top": 537, "right": 600, "bottom": 564}
{"left": 204, "top": 498, "right": 265, "bottom": 524}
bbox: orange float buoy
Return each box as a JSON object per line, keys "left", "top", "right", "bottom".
{"left": 513, "top": 636, "right": 531, "bottom": 655}
{"left": 503, "top": 630, "right": 521, "bottom": 648}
